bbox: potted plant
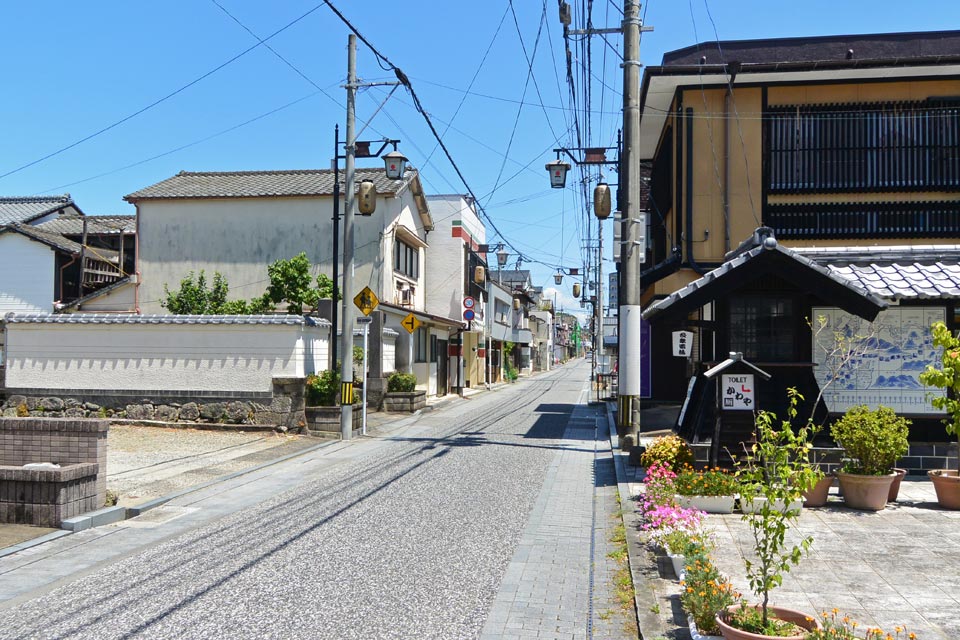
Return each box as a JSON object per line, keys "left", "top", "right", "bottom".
{"left": 644, "top": 504, "right": 705, "bottom": 580}
{"left": 304, "top": 369, "right": 361, "bottom": 434}
{"left": 639, "top": 434, "right": 694, "bottom": 472}
{"left": 830, "top": 405, "right": 909, "bottom": 511}
{"left": 807, "top": 610, "right": 916, "bottom": 640}
{"left": 801, "top": 470, "right": 835, "bottom": 508}
{"left": 675, "top": 466, "right": 740, "bottom": 514}
{"left": 919, "top": 321, "right": 960, "bottom": 509}
{"left": 717, "top": 389, "right": 820, "bottom": 640}
{"left": 383, "top": 372, "right": 426, "bottom": 412}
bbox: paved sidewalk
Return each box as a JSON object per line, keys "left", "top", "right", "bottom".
{"left": 606, "top": 409, "right": 960, "bottom": 640}
{"left": 480, "top": 393, "right": 634, "bottom": 640}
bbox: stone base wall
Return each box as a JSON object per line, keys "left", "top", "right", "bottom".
{"left": 383, "top": 390, "right": 427, "bottom": 413}
{"left": 0, "top": 377, "right": 306, "bottom": 431}
{"left": 305, "top": 405, "right": 362, "bottom": 438}
{"left": 0, "top": 417, "right": 108, "bottom": 526}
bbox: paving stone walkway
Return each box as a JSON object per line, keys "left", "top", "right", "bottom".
{"left": 480, "top": 399, "right": 634, "bottom": 640}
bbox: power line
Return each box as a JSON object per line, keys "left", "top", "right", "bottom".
{"left": 0, "top": 1, "right": 330, "bottom": 183}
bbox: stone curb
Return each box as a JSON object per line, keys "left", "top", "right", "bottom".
{"left": 605, "top": 401, "right": 669, "bottom": 640}
{"left": 0, "top": 530, "right": 72, "bottom": 560}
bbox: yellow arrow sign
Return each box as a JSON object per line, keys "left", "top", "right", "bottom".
{"left": 353, "top": 286, "right": 379, "bottom": 316}
{"left": 400, "top": 312, "right": 422, "bottom": 334}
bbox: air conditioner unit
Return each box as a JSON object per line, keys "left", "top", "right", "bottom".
{"left": 400, "top": 288, "right": 414, "bottom": 306}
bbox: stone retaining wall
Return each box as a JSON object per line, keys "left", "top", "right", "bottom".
{"left": 0, "top": 377, "right": 307, "bottom": 431}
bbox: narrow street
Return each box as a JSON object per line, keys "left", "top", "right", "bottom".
{"left": 0, "top": 360, "right": 634, "bottom": 640}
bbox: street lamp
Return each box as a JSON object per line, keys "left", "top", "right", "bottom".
{"left": 382, "top": 150, "right": 408, "bottom": 180}
{"left": 496, "top": 245, "right": 509, "bottom": 268}
{"left": 554, "top": 271, "right": 563, "bottom": 285}
{"left": 545, "top": 159, "right": 571, "bottom": 189}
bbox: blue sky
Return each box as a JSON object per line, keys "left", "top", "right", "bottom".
{"left": 2, "top": 1, "right": 958, "bottom": 316}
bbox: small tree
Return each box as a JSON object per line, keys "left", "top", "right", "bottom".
{"left": 733, "top": 388, "right": 817, "bottom": 632}
{"left": 919, "top": 321, "right": 960, "bottom": 471}
{"left": 261, "top": 253, "right": 340, "bottom": 314}
{"left": 161, "top": 271, "right": 249, "bottom": 314}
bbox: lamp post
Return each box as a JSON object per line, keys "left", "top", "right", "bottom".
{"left": 339, "top": 34, "right": 404, "bottom": 441}
{"left": 496, "top": 245, "right": 508, "bottom": 284}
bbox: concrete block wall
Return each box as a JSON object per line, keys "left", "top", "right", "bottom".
{"left": 0, "top": 418, "right": 108, "bottom": 502}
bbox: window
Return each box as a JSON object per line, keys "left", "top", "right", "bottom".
{"left": 394, "top": 239, "right": 419, "bottom": 279}
{"left": 414, "top": 327, "right": 428, "bottom": 363}
{"left": 430, "top": 335, "right": 438, "bottom": 363}
{"left": 494, "top": 300, "right": 510, "bottom": 325}
{"left": 766, "top": 100, "right": 960, "bottom": 194}
{"left": 728, "top": 296, "right": 795, "bottom": 361}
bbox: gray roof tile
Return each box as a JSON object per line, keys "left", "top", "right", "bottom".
{"left": 0, "top": 195, "right": 75, "bottom": 226}
{"left": 125, "top": 168, "right": 416, "bottom": 201}
{"left": 4, "top": 313, "right": 329, "bottom": 326}
{"left": 36, "top": 214, "right": 135, "bottom": 236}
{"left": 0, "top": 224, "right": 82, "bottom": 254}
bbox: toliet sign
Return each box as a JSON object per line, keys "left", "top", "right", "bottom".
{"left": 721, "top": 374, "right": 754, "bottom": 411}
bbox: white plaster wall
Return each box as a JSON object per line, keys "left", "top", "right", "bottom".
{"left": 5, "top": 322, "right": 329, "bottom": 392}
{"left": 424, "top": 195, "right": 485, "bottom": 321}
{"left": 76, "top": 282, "right": 136, "bottom": 312}
{"left": 136, "top": 192, "right": 426, "bottom": 314}
{"left": 0, "top": 234, "right": 55, "bottom": 314}
{"left": 382, "top": 333, "right": 396, "bottom": 374}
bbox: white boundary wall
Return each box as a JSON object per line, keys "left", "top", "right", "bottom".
{"left": 3, "top": 315, "right": 329, "bottom": 393}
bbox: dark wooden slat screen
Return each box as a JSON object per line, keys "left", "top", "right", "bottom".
{"left": 765, "top": 101, "right": 960, "bottom": 193}
{"left": 766, "top": 200, "right": 960, "bottom": 239}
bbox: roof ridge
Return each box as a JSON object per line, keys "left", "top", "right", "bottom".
{"left": 0, "top": 194, "right": 71, "bottom": 203}
{"left": 176, "top": 168, "right": 334, "bottom": 177}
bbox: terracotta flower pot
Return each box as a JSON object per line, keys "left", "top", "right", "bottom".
{"left": 836, "top": 471, "right": 896, "bottom": 511}
{"left": 928, "top": 469, "right": 960, "bottom": 510}
{"left": 888, "top": 468, "right": 907, "bottom": 502}
{"left": 715, "top": 604, "right": 820, "bottom": 640}
{"left": 802, "top": 474, "right": 834, "bottom": 507}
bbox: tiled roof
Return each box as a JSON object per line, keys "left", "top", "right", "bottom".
{"left": 36, "top": 214, "right": 135, "bottom": 236}
{"left": 794, "top": 245, "right": 960, "bottom": 301}
{"left": 643, "top": 239, "right": 887, "bottom": 320}
{"left": 662, "top": 29, "right": 960, "bottom": 67}
{"left": 4, "top": 313, "right": 329, "bottom": 326}
{"left": 0, "top": 195, "right": 75, "bottom": 226}
{"left": 0, "top": 224, "right": 82, "bottom": 255}
{"left": 125, "top": 168, "right": 416, "bottom": 201}
{"left": 491, "top": 270, "right": 531, "bottom": 285}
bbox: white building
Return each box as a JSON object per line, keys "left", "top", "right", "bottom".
{"left": 424, "top": 194, "right": 487, "bottom": 391}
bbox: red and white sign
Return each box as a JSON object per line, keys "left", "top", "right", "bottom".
{"left": 463, "top": 296, "right": 475, "bottom": 309}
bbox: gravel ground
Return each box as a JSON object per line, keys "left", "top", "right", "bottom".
{"left": 107, "top": 426, "right": 318, "bottom": 505}
{"left": 0, "top": 364, "right": 601, "bottom": 639}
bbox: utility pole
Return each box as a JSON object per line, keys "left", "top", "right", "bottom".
{"left": 618, "top": 1, "right": 648, "bottom": 454}
{"left": 595, "top": 217, "right": 603, "bottom": 402}
{"left": 331, "top": 124, "right": 341, "bottom": 373}
{"left": 339, "top": 34, "right": 359, "bottom": 441}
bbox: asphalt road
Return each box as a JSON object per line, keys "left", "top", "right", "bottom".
{"left": 0, "top": 362, "right": 599, "bottom": 639}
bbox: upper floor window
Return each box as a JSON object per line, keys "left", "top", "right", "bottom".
{"left": 494, "top": 300, "right": 510, "bottom": 325}
{"left": 394, "top": 239, "right": 419, "bottom": 280}
{"left": 766, "top": 100, "right": 960, "bottom": 194}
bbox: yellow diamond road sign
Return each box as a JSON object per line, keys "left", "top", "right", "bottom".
{"left": 401, "top": 312, "right": 422, "bottom": 334}
{"left": 353, "top": 286, "right": 379, "bottom": 316}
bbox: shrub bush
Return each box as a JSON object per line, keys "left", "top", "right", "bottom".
{"left": 674, "top": 466, "right": 740, "bottom": 497}
{"left": 640, "top": 435, "right": 694, "bottom": 472}
{"left": 306, "top": 370, "right": 339, "bottom": 406}
{"left": 830, "top": 405, "right": 910, "bottom": 475}
{"left": 387, "top": 371, "right": 417, "bottom": 393}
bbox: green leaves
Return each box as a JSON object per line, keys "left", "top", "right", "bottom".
{"left": 160, "top": 270, "right": 250, "bottom": 315}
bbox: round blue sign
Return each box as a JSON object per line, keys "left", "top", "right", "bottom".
{"left": 463, "top": 309, "right": 475, "bottom": 321}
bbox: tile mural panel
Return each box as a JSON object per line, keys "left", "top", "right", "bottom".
{"left": 812, "top": 306, "right": 945, "bottom": 414}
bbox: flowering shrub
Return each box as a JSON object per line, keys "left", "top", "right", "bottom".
{"left": 643, "top": 504, "right": 705, "bottom": 551}
{"left": 681, "top": 553, "right": 738, "bottom": 636}
{"left": 675, "top": 466, "right": 740, "bottom": 497}
{"left": 640, "top": 434, "right": 694, "bottom": 471}
{"left": 806, "top": 610, "right": 915, "bottom": 640}
{"left": 639, "top": 462, "right": 677, "bottom": 514}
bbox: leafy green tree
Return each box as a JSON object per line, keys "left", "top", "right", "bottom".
{"left": 261, "top": 252, "right": 340, "bottom": 314}
{"left": 161, "top": 271, "right": 249, "bottom": 314}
